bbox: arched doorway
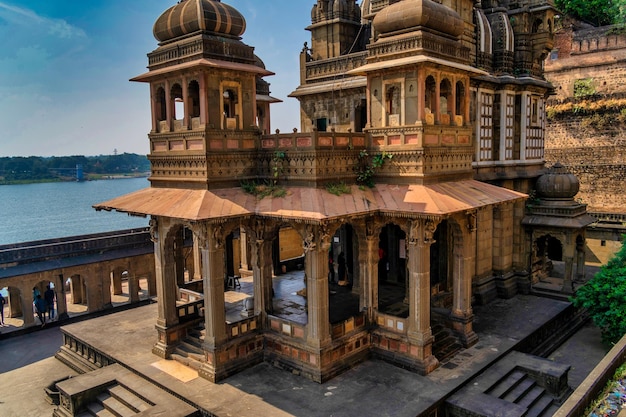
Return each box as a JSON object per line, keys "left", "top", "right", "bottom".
{"left": 377, "top": 223, "right": 408, "bottom": 317}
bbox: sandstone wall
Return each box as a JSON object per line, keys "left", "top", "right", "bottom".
{"left": 545, "top": 23, "right": 626, "bottom": 214}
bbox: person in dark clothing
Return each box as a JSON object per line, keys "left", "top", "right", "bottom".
{"left": 0, "top": 293, "right": 5, "bottom": 326}
{"left": 44, "top": 284, "right": 56, "bottom": 320}
{"left": 34, "top": 294, "right": 47, "bottom": 327}
{"left": 337, "top": 252, "right": 346, "bottom": 283}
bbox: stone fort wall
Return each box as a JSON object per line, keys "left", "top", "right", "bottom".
{"left": 544, "top": 21, "right": 626, "bottom": 213}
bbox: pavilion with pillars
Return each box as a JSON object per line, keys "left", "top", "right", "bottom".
{"left": 93, "top": 0, "right": 562, "bottom": 384}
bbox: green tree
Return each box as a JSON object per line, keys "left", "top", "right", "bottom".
{"left": 572, "top": 237, "right": 626, "bottom": 345}
{"left": 555, "top": 0, "right": 623, "bottom": 26}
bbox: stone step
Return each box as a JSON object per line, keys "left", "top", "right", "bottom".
{"left": 487, "top": 369, "right": 527, "bottom": 398}
{"left": 96, "top": 392, "right": 136, "bottom": 417}
{"left": 516, "top": 385, "right": 546, "bottom": 408}
{"left": 502, "top": 376, "right": 536, "bottom": 403}
{"left": 84, "top": 402, "right": 117, "bottom": 417}
{"left": 108, "top": 385, "right": 151, "bottom": 413}
{"left": 432, "top": 324, "right": 462, "bottom": 362}
{"left": 171, "top": 353, "right": 203, "bottom": 370}
{"left": 179, "top": 340, "right": 204, "bottom": 354}
{"left": 524, "top": 393, "right": 555, "bottom": 417}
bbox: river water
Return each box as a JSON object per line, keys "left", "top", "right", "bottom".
{"left": 0, "top": 177, "right": 150, "bottom": 245}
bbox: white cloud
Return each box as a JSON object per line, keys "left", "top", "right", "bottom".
{"left": 0, "top": 1, "right": 86, "bottom": 39}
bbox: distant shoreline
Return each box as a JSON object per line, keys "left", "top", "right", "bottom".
{"left": 0, "top": 172, "right": 150, "bottom": 186}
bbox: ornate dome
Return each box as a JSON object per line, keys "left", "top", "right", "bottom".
{"left": 536, "top": 163, "right": 580, "bottom": 199}
{"left": 153, "top": 0, "right": 246, "bottom": 43}
{"left": 373, "top": 0, "right": 464, "bottom": 38}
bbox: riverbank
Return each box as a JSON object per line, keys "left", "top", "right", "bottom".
{"left": 0, "top": 172, "right": 149, "bottom": 185}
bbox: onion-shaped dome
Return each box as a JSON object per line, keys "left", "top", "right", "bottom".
{"left": 373, "top": 0, "right": 464, "bottom": 38}
{"left": 536, "top": 163, "right": 580, "bottom": 199}
{"left": 153, "top": 0, "right": 246, "bottom": 43}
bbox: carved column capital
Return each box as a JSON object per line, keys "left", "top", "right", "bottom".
{"left": 149, "top": 216, "right": 159, "bottom": 243}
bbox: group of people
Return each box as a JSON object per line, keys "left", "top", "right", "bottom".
{"left": 33, "top": 285, "right": 56, "bottom": 328}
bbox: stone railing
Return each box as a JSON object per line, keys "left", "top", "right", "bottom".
{"left": 148, "top": 37, "right": 255, "bottom": 69}
{"left": 226, "top": 315, "right": 259, "bottom": 340}
{"left": 368, "top": 34, "right": 470, "bottom": 62}
{"left": 374, "top": 311, "right": 408, "bottom": 335}
{"left": 267, "top": 315, "right": 306, "bottom": 341}
{"left": 176, "top": 298, "right": 204, "bottom": 323}
{"left": 260, "top": 130, "right": 367, "bottom": 151}
{"left": 0, "top": 228, "right": 151, "bottom": 267}
{"left": 305, "top": 52, "right": 367, "bottom": 82}
{"left": 331, "top": 313, "right": 367, "bottom": 340}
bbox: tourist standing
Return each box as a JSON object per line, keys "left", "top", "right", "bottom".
{"left": 34, "top": 294, "right": 47, "bottom": 327}
{"left": 0, "top": 293, "right": 5, "bottom": 326}
{"left": 44, "top": 285, "right": 56, "bottom": 321}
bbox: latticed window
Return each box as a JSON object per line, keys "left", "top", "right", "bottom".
{"left": 479, "top": 92, "right": 493, "bottom": 161}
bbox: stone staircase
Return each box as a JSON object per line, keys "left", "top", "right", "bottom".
{"left": 171, "top": 324, "right": 206, "bottom": 371}
{"left": 53, "top": 364, "right": 198, "bottom": 417}
{"left": 432, "top": 322, "right": 463, "bottom": 363}
{"left": 446, "top": 351, "right": 571, "bottom": 417}
{"left": 485, "top": 369, "right": 559, "bottom": 417}
{"left": 77, "top": 385, "right": 152, "bottom": 417}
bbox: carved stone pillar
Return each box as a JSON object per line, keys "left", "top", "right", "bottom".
{"left": 128, "top": 273, "right": 140, "bottom": 303}
{"left": 20, "top": 287, "right": 34, "bottom": 326}
{"left": 249, "top": 220, "right": 276, "bottom": 317}
{"left": 304, "top": 225, "right": 331, "bottom": 349}
{"left": 198, "top": 223, "right": 228, "bottom": 382}
{"left": 112, "top": 270, "right": 123, "bottom": 295}
{"left": 356, "top": 218, "right": 379, "bottom": 320}
{"left": 450, "top": 214, "right": 478, "bottom": 348}
{"left": 55, "top": 274, "right": 69, "bottom": 321}
{"left": 406, "top": 220, "right": 438, "bottom": 372}
{"left": 192, "top": 236, "right": 202, "bottom": 281}
{"left": 576, "top": 237, "right": 586, "bottom": 281}
{"left": 199, "top": 224, "right": 227, "bottom": 348}
{"left": 174, "top": 230, "right": 185, "bottom": 287}
{"left": 240, "top": 229, "right": 249, "bottom": 273}
{"left": 151, "top": 218, "right": 180, "bottom": 358}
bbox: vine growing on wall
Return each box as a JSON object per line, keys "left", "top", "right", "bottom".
{"left": 356, "top": 150, "right": 393, "bottom": 188}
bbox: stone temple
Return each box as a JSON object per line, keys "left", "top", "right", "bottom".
{"left": 60, "top": 0, "right": 594, "bottom": 408}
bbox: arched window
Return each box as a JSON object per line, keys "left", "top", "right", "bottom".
{"left": 425, "top": 76, "right": 436, "bottom": 114}
{"left": 171, "top": 83, "right": 183, "bottom": 120}
{"left": 455, "top": 80, "right": 465, "bottom": 117}
{"left": 223, "top": 89, "right": 237, "bottom": 118}
{"left": 155, "top": 87, "right": 166, "bottom": 122}
{"left": 188, "top": 80, "right": 200, "bottom": 118}
{"left": 439, "top": 78, "right": 452, "bottom": 115}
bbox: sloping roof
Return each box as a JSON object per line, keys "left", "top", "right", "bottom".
{"left": 93, "top": 180, "right": 526, "bottom": 223}
{"left": 131, "top": 58, "right": 274, "bottom": 82}
{"left": 346, "top": 56, "right": 489, "bottom": 76}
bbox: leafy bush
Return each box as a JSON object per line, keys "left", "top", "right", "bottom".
{"left": 572, "top": 237, "right": 626, "bottom": 345}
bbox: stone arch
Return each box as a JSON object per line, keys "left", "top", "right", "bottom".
{"left": 155, "top": 86, "right": 166, "bottom": 123}
{"left": 439, "top": 78, "right": 453, "bottom": 117}
{"left": 378, "top": 222, "right": 408, "bottom": 318}
{"left": 1, "top": 285, "right": 25, "bottom": 328}
{"left": 455, "top": 80, "right": 466, "bottom": 122}
{"left": 532, "top": 234, "right": 564, "bottom": 281}
{"left": 328, "top": 222, "right": 361, "bottom": 323}
{"left": 170, "top": 83, "right": 184, "bottom": 122}
{"left": 424, "top": 75, "right": 436, "bottom": 121}
{"left": 188, "top": 79, "right": 200, "bottom": 119}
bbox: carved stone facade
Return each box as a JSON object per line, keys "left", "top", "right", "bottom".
{"left": 95, "top": 0, "right": 578, "bottom": 384}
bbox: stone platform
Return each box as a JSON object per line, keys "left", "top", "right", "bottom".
{"left": 49, "top": 293, "right": 596, "bottom": 417}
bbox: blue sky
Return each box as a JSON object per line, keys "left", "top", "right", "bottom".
{"left": 0, "top": 1, "right": 313, "bottom": 157}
